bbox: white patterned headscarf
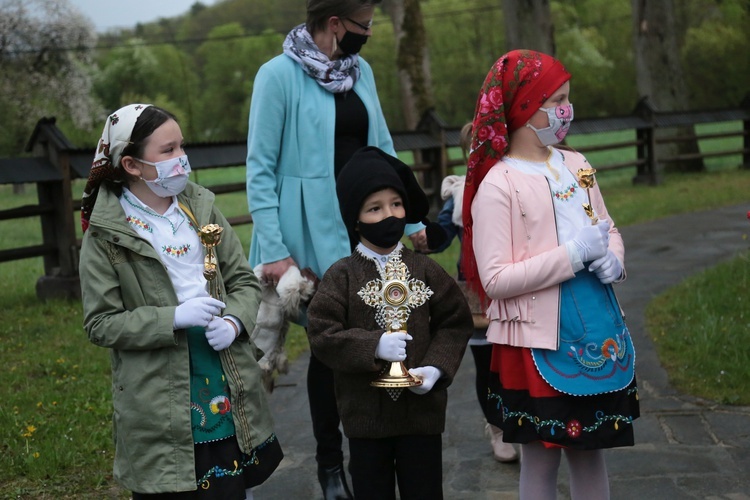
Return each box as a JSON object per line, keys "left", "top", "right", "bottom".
{"left": 282, "top": 23, "right": 360, "bottom": 93}
{"left": 81, "top": 103, "right": 151, "bottom": 232}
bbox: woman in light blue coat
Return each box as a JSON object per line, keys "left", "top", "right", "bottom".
{"left": 245, "top": 1, "right": 425, "bottom": 499}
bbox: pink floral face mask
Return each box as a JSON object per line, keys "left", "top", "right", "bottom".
{"left": 527, "top": 104, "right": 574, "bottom": 146}
{"left": 136, "top": 154, "right": 191, "bottom": 198}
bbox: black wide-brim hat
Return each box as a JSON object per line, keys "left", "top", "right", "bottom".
{"left": 336, "top": 146, "right": 431, "bottom": 247}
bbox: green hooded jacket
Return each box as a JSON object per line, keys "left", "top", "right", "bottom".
{"left": 80, "top": 181, "right": 275, "bottom": 493}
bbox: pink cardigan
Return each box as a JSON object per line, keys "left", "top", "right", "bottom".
{"left": 471, "top": 150, "right": 625, "bottom": 350}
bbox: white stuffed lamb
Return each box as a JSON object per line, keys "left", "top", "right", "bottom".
{"left": 440, "top": 174, "right": 466, "bottom": 228}
{"left": 251, "top": 265, "right": 315, "bottom": 392}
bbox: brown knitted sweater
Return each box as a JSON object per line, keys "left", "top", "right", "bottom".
{"left": 307, "top": 247, "right": 473, "bottom": 439}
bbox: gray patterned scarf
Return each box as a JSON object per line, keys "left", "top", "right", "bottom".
{"left": 282, "top": 23, "right": 360, "bottom": 93}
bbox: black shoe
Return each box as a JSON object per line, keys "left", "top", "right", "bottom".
{"left": 317, "top": 463, "right": 353, "bottom": 500}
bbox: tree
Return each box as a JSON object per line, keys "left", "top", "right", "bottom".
{"left": 358, "top": 11, "right": 402, "bottom": 127}
{"left": 382, "top": 0, "right": 434, "bottom": 129}
{"left": 93, "top": 41, "right": 162, "bottom": 111}
{"left": 680, "top": 1, "right": 750, "bottom": 109}
{"left": 420, "top": 0, "right": 505, "bottom": 127}
{"left": 177, "top": 0, "right": 305, "bottom": 41}
{"left": 196, "top": 24, "right": 283, "bottom": 140}
{"left": 632, "top": 0, "right": 704, "bottom": 174}
{"left": 502, "top": 0, "right": 555, "bottom": 54}
{"left": 552, "top": 0, "right": 636, "bottom": 118}
{"left": 0, "top": 0, "right": 98, "bottom": 155}
{"left": 91, "top": 39, "right": 191, "bottom": 137}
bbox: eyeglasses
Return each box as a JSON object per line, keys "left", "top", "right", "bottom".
{"left": 344, "top": 17, "right": 373, "bottom": 32}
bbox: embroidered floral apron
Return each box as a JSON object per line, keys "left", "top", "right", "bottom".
{"left": 531, "top": 269, "right": 635, "bottom": 396}
{"left": 187, "top": 326, "right": 236, "bottom": 443}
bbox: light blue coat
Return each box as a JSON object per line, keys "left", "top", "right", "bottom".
{"left": 246, "top": 54, "right": 417, "bottom": 280}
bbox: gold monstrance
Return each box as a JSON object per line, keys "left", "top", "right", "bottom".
{"left": 577, "top": 167, "right": 599, "bottom": 225}
{"left": 358, "top": 253, "right": 433, "bottom": 390}
{"left": 199, "top": 224, "right": 224, "bottom": 301}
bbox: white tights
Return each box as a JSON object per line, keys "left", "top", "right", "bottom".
{"left": 245, "top": 488, "right": 253, "bottom": 500}
{"left": 519, "top": 442, "right": 610, "bottom": 500}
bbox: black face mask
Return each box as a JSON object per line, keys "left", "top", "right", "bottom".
{"left": 357, "top": 216, "right": 406, "bottom": 249}
{"left": 338, "top": 30, "right": 368, "bottom": 55}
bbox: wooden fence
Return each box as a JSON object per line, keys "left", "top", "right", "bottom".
{"left": 1, "top": 99, "right": 748, "bottom": 299}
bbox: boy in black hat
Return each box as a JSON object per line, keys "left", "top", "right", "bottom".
{"left": 307, "top": 146, "right": 473, "bottom": 500}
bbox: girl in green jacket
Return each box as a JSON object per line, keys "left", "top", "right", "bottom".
{"left": 80, "top": 104, "right": 282, "bottom": 498}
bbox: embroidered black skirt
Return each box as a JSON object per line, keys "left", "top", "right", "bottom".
{"left": 487, "top": 345, "right": 640, "bottom": 450}
{"left": 132, "top": 433, "right": 283, "bottom": 499}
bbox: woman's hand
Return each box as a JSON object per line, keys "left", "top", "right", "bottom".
{"left": 408, "top": 228, "right": 429, "bottom": 252}
{"left": 261, "top": 257, "right": 297, "bottom": 287}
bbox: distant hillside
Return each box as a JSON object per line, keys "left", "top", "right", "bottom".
{"left": 99, "top": 0, "right": 306, "bottom": 44}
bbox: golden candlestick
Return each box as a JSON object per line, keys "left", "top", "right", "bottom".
{"left": 577, "top": 167, "right": 599, "bottom": 225}
{"left": 358, "top": 254, "right": 433, "bottom": 390}
{"left": 199, "top": 224, "right": 224, "bottom": 301}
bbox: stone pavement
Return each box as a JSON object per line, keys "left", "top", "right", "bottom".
{"left": 254, "top": 203, "right": 750, "bottom": 500}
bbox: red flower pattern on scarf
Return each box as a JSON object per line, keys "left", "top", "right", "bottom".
{"left": 461, "top": 50, "right": 571, "bottom": 306}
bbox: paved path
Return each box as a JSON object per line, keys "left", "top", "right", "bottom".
{"left": 255, "top": 203, "right": 750, "bottom": 499}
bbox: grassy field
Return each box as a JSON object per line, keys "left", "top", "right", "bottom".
{"left": 0, "top": 123, "right": 748, "bottom": 496}
{"left": 645, "top": 251, "right": 750, "bottom": 405}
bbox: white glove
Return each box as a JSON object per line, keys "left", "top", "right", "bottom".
{"left": 173, "top": 297, "right": 226, "bottom": 329}
{"left": 571, "top": 219, "right": 611, "bottom": 263}
{"left": 205, "top": 317, "right": 236, "bottom": 351}
{"left": 375, "top": 331, "right": 413, "bottom": 362}
{"left": 408, "top": 366, "right": 443, "bottom": 395}
{"left": 589, "top": 250, "right": 623, "bottom": 284}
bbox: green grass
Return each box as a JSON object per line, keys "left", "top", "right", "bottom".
{"left": 599, "top": 168, "right": 750, "bottom": 227}
{"left": 645, "top": 252, "right": 750, "bottom": 405}
{"left": 0, "top": 123, "right": 748, "bottom": 495}
{"left": 0, "top": 299, "right": 122, "bottom": 499}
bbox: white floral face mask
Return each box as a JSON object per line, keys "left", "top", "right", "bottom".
{"left": 137, "top": 154, "right": 191, "bottom": 197}
{"left": 527, "top": 104, "right": 574, "bottom": 146}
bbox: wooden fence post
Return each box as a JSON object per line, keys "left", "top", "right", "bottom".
{"left": 416, "top": 109, "right": 449, "bottom": 218}
{"left": 632, "top": 97, "right": 660, "bottom": 185}
{"left": 27, "top": 119, "right": 81, "bottom": 300}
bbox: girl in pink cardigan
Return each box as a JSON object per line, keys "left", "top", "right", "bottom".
{"left": 461, "top": 50, "right": 639, "bottom": 500}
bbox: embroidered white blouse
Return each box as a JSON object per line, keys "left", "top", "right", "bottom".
{"left": 119, "top": 188, "right": 243, "bottom": 332}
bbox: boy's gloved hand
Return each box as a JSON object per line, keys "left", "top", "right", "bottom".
{"left": 408, "top": 366, "right": 443, "bottom": 395}
{"left": 375, "top": 331, "right": 412, "bottom": 362}
{"left": 571, "top": 219, "right": 611, "bottom": 263}
{"left": 589, "top": 250, "right": 623, "bottom": 284}
{"left": 173, "top": 297, "right": 225, "bottom": 329}
{"left": 205, "top": 317, "right": 236, "bottom": 351}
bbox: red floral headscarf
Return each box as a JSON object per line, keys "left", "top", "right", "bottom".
{"left": 461, "top": 50, "right": 571, "bottom": 305}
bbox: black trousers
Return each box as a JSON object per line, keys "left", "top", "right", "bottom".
{"left": 307, "top": 351, "right": 344, "bottom": 466}
{"left": 470, "top": 343, "right": 493, "bottom": 421}
{"left": 348, "top": 434, "right": 443, "bottom": 500}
